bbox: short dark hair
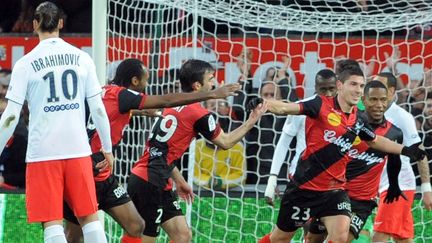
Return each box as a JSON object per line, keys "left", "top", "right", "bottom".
{"left": 338, "top": 65, "right": 364, "bottom": 83}
{"left": 112, "top": 58, "right": 146, "bottom": 87}
{"left": 179, "top": 59, "right": 214, "bottom": 92}
{"left": 260, "top": 80, "right": 277, "bottom": 90}
{"left": 376, "top": 72, "right": 397, "bottom": 89}
{"left": 34, "top": 1, "right": 64, "bottom": 33}
{"left": 315, "top": 69, "right": 336, "bottom": 84}
{"left": 364, "top": 80, "right": 388, "bottom": 97}
{"left": 335, "top": 59, "right": 361, "bottom": 76}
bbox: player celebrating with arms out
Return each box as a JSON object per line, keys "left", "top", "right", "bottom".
{"left": 127, "top": 59, "right": 267, "bottom": 243}
{"left": 0, "top": 2, "right": 113, "bottom": 243}
{"left": 254, "top": 66, "right": 426, "bottom": 243}
{"left": 63, "top": 58, "right": 241, "bottom": 243}
{"left": 306, "top": 80, "right": 405, "bottom": 243}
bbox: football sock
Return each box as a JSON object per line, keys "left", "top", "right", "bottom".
{"left": 259, "top": 234, "right": 271, "bottom": 243}
{"left": 44, "top": 225, "right": 67, "bottom": 243}
{"left": 82, "top": 221, "right": 107, "bottom": 243}
{"left": 121, "top": 234, "right": 142, "bottom": 243}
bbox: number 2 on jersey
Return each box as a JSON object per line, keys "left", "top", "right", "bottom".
{"left": 43, "top": 69, "right": 78, "bottom": 103}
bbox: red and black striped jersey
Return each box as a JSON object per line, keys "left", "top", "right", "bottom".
{"left": 292, "top": 95, "right": 376, "bottom": 191}
{"left": 89, "top": 85, "right": 146, "bottom": 181}
{"left": 346, "top": 118, "right": 403, "bottom": 200}
{"left": 132, "top": 103, "right": 222, "bottom": 190}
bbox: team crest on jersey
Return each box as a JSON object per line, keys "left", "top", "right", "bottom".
{"left": 354, "top": 120, "right": 364, "bottom": 133}
{"left": 327, "top": 112, "right": 341, "bottom": 127}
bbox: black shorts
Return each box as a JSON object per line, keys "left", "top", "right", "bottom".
{"left": 127, "top": 174, "right": 183, "bottom": 237}
{"left": 64, "top": 174, "right": 131, "bottom": 225}
{"left": 308, "top": 198, "right": 376, "bottom": 239}
{"left": 276, "top": 183, "right": 351, "bottom": 232}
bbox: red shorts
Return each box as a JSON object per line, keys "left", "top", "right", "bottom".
{"left": 26, "top": 156, "right": 98, "bottom": 223}
{"left": 373, "top": 190, "right": 415, "bottom": 239}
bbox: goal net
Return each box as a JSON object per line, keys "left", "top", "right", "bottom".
{"left": 104, "top": 0, "right": 432, "bottom": 242}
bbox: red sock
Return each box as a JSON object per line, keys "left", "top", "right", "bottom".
{"left": 121, "top": 234, "right": 141, "bottom": 243}
{"left": 259, "top": 234, "right": 271, "bottom": 243}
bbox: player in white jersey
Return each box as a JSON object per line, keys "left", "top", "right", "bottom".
{"left": 373, "top": 72, "right": 432, "bottom": 242}
{"left": 0, "top": 2, "right": 113, "bottom": 243}
{"left": 264, "top": 69, "right": 337, "bottom": 206}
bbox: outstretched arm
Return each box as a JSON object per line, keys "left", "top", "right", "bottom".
{"left": 367, "top": 136, "right": 427, "bottom": 162}
{"left": 367, "top": 135, "right": 403, "bottom": 155}
{"left": 211, "top": 101, "right": 268, "bottom": 150}
{"left": 264, "top": 99, "right": 301, "bottom": 116}
{"left": 143, "top": 83, "right": 240, "bottom": 109}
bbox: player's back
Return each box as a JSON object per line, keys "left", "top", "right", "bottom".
{"left": 132, "top": 102, "right": 221, "bottom": 189}
{"left": 7, "top": 38, "right": 101, "bottom": 162}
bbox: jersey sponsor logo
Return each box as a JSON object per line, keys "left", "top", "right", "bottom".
{"left": 350, "top": 214, "right": 364, "bottom": 232}
{"left": 149, "top": 147, "right": 163, "bottom": 158}
{"left": 347, "top": 149, "right": 384, "bottom": 165}
{"left": 43, "top": 102, "right": 79, "bottom": 112}
{"left": 327, "top": 112, "right": 341, "bottom": 126}
{"left": 113, "top": 185, "right": 127, "bottom": 198}
{"left": 337, "top": 201, "right": 351, "bottom": 211}
{"left": 354, "top": 120, "right": 364, "bottom": 132}
{"left": 323, "top": 130, "right": 353, "bottom": 152}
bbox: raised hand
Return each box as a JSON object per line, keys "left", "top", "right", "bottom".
{"left": 246, "top": 97, "right": 263, "bottom": 112}
{"left": 212, "top": 83, "right": 241, "bottom": 99}
{"left": 248, "top": 100, "right": 268, "bottom": 121}
{"left": 384, "top": 46, "right": 401, "bottom": 71}
{"left": 131, "top": 109, "right": 163, "bottom": 117}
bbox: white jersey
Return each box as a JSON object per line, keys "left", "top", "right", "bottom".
{"left": 379, "top": 102, "right": 421, "bottom": 192}
{"left": 6, "top": 38, "right": 102, "bottom": 162}
{"left": 282, "top": 115, "right": 306, "bottom": 176}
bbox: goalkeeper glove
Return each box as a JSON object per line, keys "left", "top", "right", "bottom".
{"left": 384, "top": 184, "right": 407, "bottom": 204}
{"left": 401, "top": 144, "right": 427, "bottom": 162}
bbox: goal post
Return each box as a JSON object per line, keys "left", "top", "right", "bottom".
{"left": 100, "top": 1, "right": 432, "bottom": 242}
{"left": 92, "top": 0, "right": 107, "bottom": 85}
